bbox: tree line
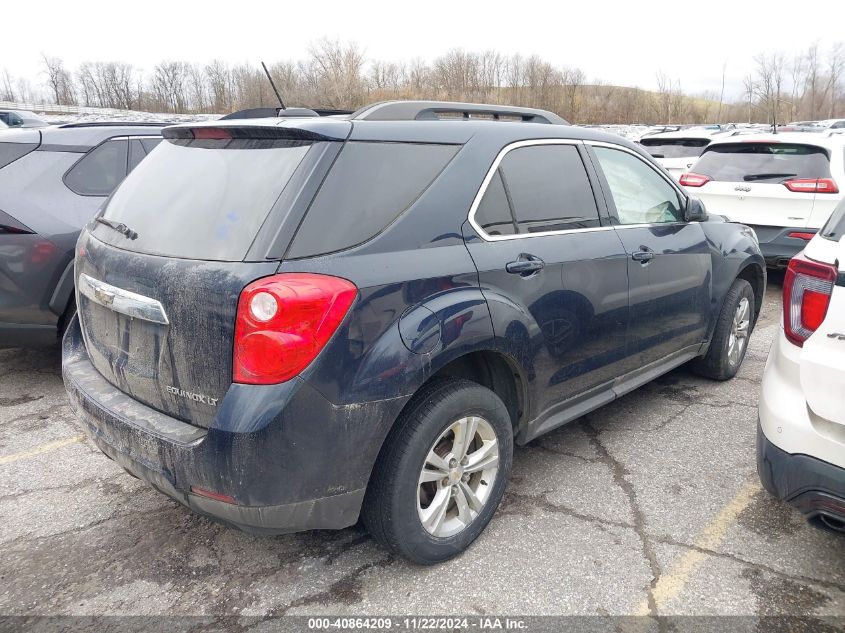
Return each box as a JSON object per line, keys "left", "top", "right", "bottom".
{"left": 2, "top": 38, "right": 843, "bottom": 124}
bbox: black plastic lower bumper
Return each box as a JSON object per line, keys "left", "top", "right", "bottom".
{"left": 757, "top": 422, "right": 845, "bottom": 527}
{"left": 0, "top": 321, "right": 57, "bottom": 348}
{"left": 747, "top": 225, "right": 816, "bottom": 269}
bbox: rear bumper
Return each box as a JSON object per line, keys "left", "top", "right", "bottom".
{"left": 0, "top": 321, "right": 57, "bottom": 348}
{"left": 747, "top": 225, "right": 816, "bottom": 268}
{"left": 757, "top": 422, "right": 845, "bottom": 525}
{"left": 62, "top": 316, "right": 407, "bottom": 534}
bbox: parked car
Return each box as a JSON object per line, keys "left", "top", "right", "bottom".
{"left": 0, "top": 122, "right": 164, "bottom": 347}
{"left": 639, "top": 128, "right": 724, "bottom": 178}
{"left": 0, "top": 110, "right": 49, "bottom": 128}
{"left": 758, "top": 198, "right": 845, "bottom": 533}
{"left": 680, "top": 133, "right": 845, "bottom": 268}
{"left": 62, "top": 101, "right": 765, "bottom": 564}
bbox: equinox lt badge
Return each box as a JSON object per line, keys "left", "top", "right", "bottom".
{"left": 166, "top": 385, "right": 218, "bottom": 406}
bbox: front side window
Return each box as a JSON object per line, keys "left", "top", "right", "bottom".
{"left": 593, "top": 147, "right": 684, "bottom": 225}
{"left": 475, "top": 143, "right": 600, "bottom": 236}
{"left": 65, "top": 139, "right": 129, "bottom": 196}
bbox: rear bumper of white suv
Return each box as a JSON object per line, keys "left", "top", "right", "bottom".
{"left": 758, "top": 329, "right": 845, "bottom": 529}
{"left": 757, "top": 422, "right": 845, "bottom": 528}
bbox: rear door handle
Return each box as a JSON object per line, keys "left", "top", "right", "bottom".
{"left": 632, "top": 247, "right": 655, "bottom": 263}
{"left": 506, "top": 254, "right": 545, "bottom": 276}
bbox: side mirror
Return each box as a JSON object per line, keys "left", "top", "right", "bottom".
{"left": 684, "top": 196, "right": 708, "bottom": 222}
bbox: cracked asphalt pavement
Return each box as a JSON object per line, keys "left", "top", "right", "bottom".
{"left": 1, "top": 279, "right": 843, "bottom": 620}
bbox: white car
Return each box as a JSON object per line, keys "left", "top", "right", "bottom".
{"left": 758, "top": 199, "right": 845, "bottom": 533}
{"left": 681, "top": 133, "right": 845, "bottom": 268}
{"left": 639, "top": 128, "right": 729, "bottom": 178}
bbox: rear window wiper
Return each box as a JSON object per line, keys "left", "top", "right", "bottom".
{"left": 95, "top": 217, "right": 138, "bottom": 240}
{"left": 743, "top": 173, "right": 797, "bottom": 182}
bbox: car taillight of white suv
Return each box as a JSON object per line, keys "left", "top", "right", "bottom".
{"left": 758, "top": 198, "right": 845, "bottom": 533}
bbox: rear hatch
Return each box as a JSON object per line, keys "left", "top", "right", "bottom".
{"left": 75, "top": 121, "right": 348, "bottom": 427}
{"left": 800, "top": 204, "right": 845, "bottom": 426}
{"left": 685, "top": 141, "right": 836, "bottom": 228}
{"left": 639, "top": 137, "right": 709, "bottom": 177}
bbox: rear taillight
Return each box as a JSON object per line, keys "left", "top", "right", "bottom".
{"left": 233, "top": 273, "right": 357, "bottom": 384}
{"left": 783, "top": 178, "right": 839, "bottom": 194}
{"left": 679, "top": 173, "right": 710, "bottom": 187}
{"left": 783, "top": 253, "right": 837, "bottom": 347}
{"left": 787, "top": 231, "right": 816, "bottom": 241}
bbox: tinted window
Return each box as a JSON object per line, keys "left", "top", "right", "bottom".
{"left": 693, "top": 143, "right": 831, "bottom": 183}
{"left": 474, "top": 170, "right": 516, "bottom": 236}
{"left": 594, "top": 147, "right": 684, "bottom": 224}
{"left": 289, "top": 142, "right": 458, "bottom": 257}
{"left": 0, "top": 142, "right": 38, "bottom": 169}
{"left": 141, "top": 138, "right": 163, "bottom": 154}
{"left": 95, "top": 138, "right": 312, "bottom": 261}
{"left": 497, "top": 144, "right": 600, "bottom": 233}
{"left": 640, "top": 138, "right": 710, "bottom": 159}
{"left": 821, "top": 198, "right": 845, "bottom": 241}
{"left": 65, "top": 139, "right": 129, "bottom": 196}
{"left": 128, "top": 139, "right": 147, "bottom": 171}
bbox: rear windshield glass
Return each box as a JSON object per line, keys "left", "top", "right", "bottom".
{"left": 821, "top": 198, "right": 845, "bottom": 242}
{"left": 94, "top": 138, "right": 312, "bottom": 261}
{"left": 693, "top": 143, "right": 831, "bottom": 183}
{"left": 640, "top": 138, "right": 710, "bottom": 159}
{"left": 0, "top": 142, "right": 38, "bottom": 169}
{"left": 287, "top": 142, "right": 459, "bottom": 258}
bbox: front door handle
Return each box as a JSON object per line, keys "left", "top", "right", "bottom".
{"left": 632, "top": 246, "right": 655, "bottom": 263}
{"left": 506, "top": 254, "right": 545, "bottom": 276}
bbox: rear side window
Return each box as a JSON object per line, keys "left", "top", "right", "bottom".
{"left": 127, "top": 138, "right": 161, "bottom": 171}
{"left": 640, "top": 138, "right": 710, "bottom": 159}
{"left": 475, "top": 143, "right": 600, "bottom": 236}
{"left": 821, "top": 198, "right": 845, "bottom": 241}
{"left": 474, "top": 170, "right": 517, "bottom": 236}
{"left": 693, "top": 143, "right": 831, "bottom": 183}
{"left": 95, "top": 138, "right": 312, "bottom": 261}
{"left": 0, "top": 142, "right": 38, "bottom": 169}
{"left": 65, "top": 139, "right": 129, "bottom": 196}
{"left": 288, "top": 142, "right": 458, "bottom": 258}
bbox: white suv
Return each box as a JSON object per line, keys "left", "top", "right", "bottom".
{"left": 758, "top": 198, "right": 845, "bottom": 533}
{"left": 639, "top": 128, "right": 725, "bottom": 178}
{"left": 682, "top": 133, "right": 845, "bottom": 268}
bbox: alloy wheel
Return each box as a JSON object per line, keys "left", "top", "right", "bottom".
{"left": 417, "top": 415, "right": 500, "bottom": 538}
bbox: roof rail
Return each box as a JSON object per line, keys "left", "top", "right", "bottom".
{"left": 219, "top": 107, "right": 354, "bottom": 120}
{"left": 351, "top": 100, "right": 568, "bottom": 125}
{"left": 57, "top": 121, "right": 168, "bottom": 128}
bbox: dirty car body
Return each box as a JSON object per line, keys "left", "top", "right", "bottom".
{"left": 62, "top": 103, "right": 765, "bottom": 546}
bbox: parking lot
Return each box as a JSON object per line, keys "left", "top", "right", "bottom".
{"left": 1, "top": 278, "right": 843, "bottom": 623}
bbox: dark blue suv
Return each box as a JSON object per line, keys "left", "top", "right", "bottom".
{"left": 62, "top": 101, "right": 765, "bottom": 564}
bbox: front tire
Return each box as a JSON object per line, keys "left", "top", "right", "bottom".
{"left": 362, "top": 379, "right": 513, "bottom": 565}
{"left": 691, "top": 278, "right": 755, "bottom": 380}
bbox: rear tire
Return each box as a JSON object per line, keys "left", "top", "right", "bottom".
{"left": 362, "top": 378, "right": 513, "bottom": 565}
{"left": 690, "top": 278, "right": 755, "bottom": 381}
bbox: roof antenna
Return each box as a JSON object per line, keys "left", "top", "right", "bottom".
{"left": 261, "top": 61, "right": 286, "bottom": 111}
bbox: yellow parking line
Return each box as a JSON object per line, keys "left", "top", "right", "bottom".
{"left": 637, "top": 479, "right": 761, "bottom": 615}
{"left": 0, "top": 435, "right": 85, "bottom": 466}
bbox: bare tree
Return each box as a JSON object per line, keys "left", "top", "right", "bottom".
{"left": 827, "top": 42, "right": 843, "bottom": 118}
{"left": 0, "top": 69, "right": 15, "bottom": 101}
{"left": 41, "top": 54, "right": 75, "bottom": 105}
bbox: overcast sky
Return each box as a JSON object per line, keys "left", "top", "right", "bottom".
{"left": 5, "top": 0, "right": 843, "bottom": 100}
